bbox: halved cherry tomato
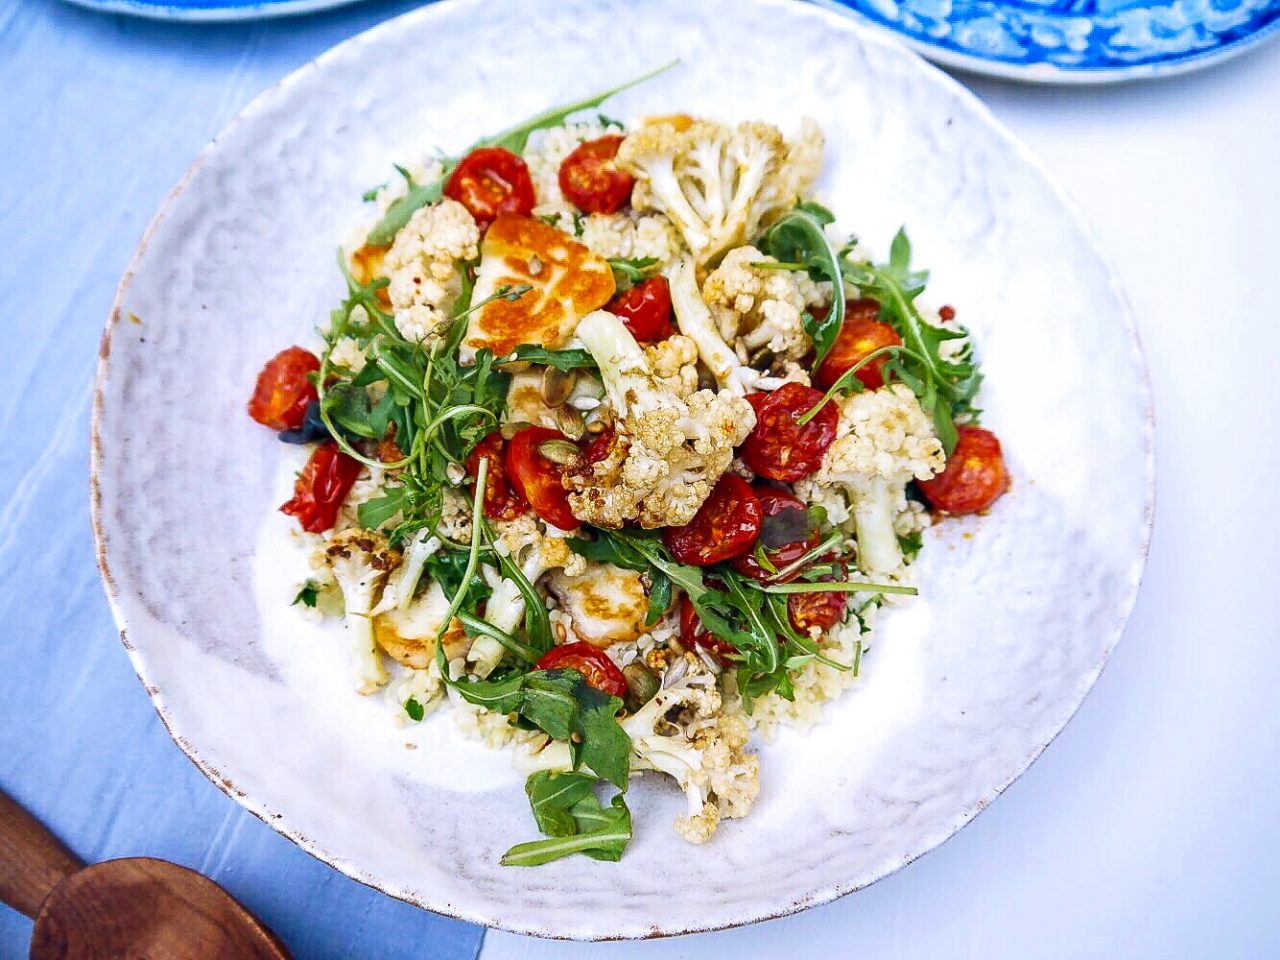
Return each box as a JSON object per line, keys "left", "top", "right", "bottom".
{"left": 280, "top": 441, "right": 362, "bottom": 533}
{"left": 536, "top": 641, "right": 628, "bottom": 698}
{"left": 465, "top": 433, "right": 529, "bottom": 521}
{"left": 679, "top": 595, "right": 736, "bottom": 659}
{"left": 918, "top": 424, "right": 1009, "bottom": 515}
{"left": 814, "top": 299, "right": 902, "bottom": 391}
{"left": 506, "top": 426, "right": 580, "bottom": 530}
{"left": 788, "top": 587, "right": 848, "bottom": 634}
{"left": 248, "top": 346, "right": 320, "bottom": 431}
{"left": 663, "top": 474, "right": 762, "bottom": 567}
{"left": 731, "top": 487, "right": 818, "bottom": 582}
{"left": 607, "top": 276, "right": 673, "bottom": 342}
{"left": 741, "top": 382, "right": 839, "bottom": 483}
{"left": 444, "top": 147, "right": 536, "bottom": 229}
{"left": 558, "top": 135, "right": 633, "bottom": 214}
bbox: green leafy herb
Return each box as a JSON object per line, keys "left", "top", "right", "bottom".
{"left": 292, "top": 581, "right": 319, "bottom": 608}
{"left": 502, "top": 789, "right": 632, "bottom": 866}
{"left": 840, "top": 228, "right": 981, "bottom": 454}
{"left": 503, "top": 345, "right": 600, "bottom": 371}
{"left": 524, "top": 771, "right": 597, "bottom": 836}
{"left": 404, "top": 696, "right": 425, "bottom": 722}
{"left": 448, "top": 668, "right": 632, "bottom": 790}
{"left": 367, "top": 62, "right": 678, "bottom": 245}
{"left": 760, "top": 201, "right": 845, "bottom": 366}
{"left": 607, "top": 256, "right": 661, "bottom": 292}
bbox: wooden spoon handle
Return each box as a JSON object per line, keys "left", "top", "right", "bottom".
{"left": 0, "top": 788, "right": 83, "bottom": 919}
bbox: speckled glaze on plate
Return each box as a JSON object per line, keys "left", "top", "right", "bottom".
{"left": 59, "top": 0, "right": 369, "bottom": 22}
{"left": 91, "top": 0, "right": 1154, "bottom": 940}
{"left": 816, "top": 0, "right": 1280, "bottom": 83}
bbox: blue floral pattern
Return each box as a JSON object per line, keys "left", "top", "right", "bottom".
{"left": 823, "top": 0, "right": 1280, "bottom": 74}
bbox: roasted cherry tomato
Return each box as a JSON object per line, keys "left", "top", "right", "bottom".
{"left": 583, "top": 426, "right": 617, "bottom": 464}
{"left": 465, "top": 432, "right": 529, "bottom": 521}
{"left": 248, "top": 346, "right": 320, "bottom": 431}
{"left": 679, "top": 595, "right": 737, "bottom": 659}
{"left": 444, "top": 146, "right": 536, "bottom": 229}
{"left": 664, "top": 474, "right": 762, "bottom": 567}
{"left": 813, "top": 299, "right": 902, "bottom": 391}
{"left": 741, "top": 382, "right": 839, "bottom": 483}
{"left": 558, "top": 135, "right": 633, "bottom": 214}
{"left": 731, "top": 487, "right": 818, "bottom": 582}
{"left": 536, "top": 641, "right": 628, "bottom": 699}
{"left": 280, "top": 441, "right": 362, "bottom": 533}
{"left": 506, "top": 426, "right": 580, "bottom": 530}
{"left": 607, "top": 276, "right": 673, "bottom": 342}
{"left": 918, "top": 425, "right": 1009, "bottom": 515}
{"left": 788, "top": 586, "right": 848, "bottom": 635}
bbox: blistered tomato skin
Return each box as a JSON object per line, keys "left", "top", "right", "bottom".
{"left": 607, "top": 276, "right": 674, "bottom": 342}
{"left": 465, "top": 433, "right": 530, "bottom": 521}
{"left": 679, "top": 596, "right": 736, "bottom": 659}
{"left": 280, "top": 441, "right": 362, "bottom": 533}
{"left": 558, "top": 135, "right": 634, "bottom": 215}
{"left": 248, "top": 346, "right": 320, "bottom": 431}
{"left": 731, "top": 487, "right": 818, "bottom": 582}
{"left": 918, "top": 425, "right": 1009, "bottom": 515}
{"left": 506, "top": 426, "right": 581, "bottom": 530}
{"left": 787, "top": 587, "right": 848, "bottom": 634}
{"left": 814, "top": 299, "right": 902, "bottom": 391}
{"left": 536, "top": 641, "right": 629, "bottom": 698}
{"left": 444, "top": 147, "right": 536, "bottom": 229}
{"left": 741, "top": 382, "right": 839, "bottom": 483}
{"left": 663, "top": 474, "right": 763, "bottom": 567}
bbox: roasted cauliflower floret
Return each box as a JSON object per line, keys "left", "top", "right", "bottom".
{"left": 797, "top": 384, "right": 945, "bottom": 575}
{"left": 565, "top": 309, "right": 755, "bottom": 528}
{"left": 578, "top": 211, "right": 685, "bottom": 268}
{"left": 511, "top": 654, "right": 760, "bottom": 844}
{"left": 383, "top": 198, "right": 480, "bottom": 343}
{"left": 618, "top": 119, "right": 805, "bottom": 267}
{"left": 702, "top": 245, "right": 813, "bottom": 363}
{"left": 642, "top": 334, "right": 700, "bottom": 399}
{"left": 667, "top": 257, "right": 786, "bottom": 395}
{"left": 624, "top": 655, "right": 760, "bottom": 844}
{"left": 321, "top": 530, "right": 402, "bottom": 694}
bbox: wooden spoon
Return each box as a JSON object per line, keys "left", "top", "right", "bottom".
{"left": 0, "top": 788, "right": 290, "bottom": 959}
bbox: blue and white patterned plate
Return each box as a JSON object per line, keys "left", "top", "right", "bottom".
{"left": 817, "top": 0, "right": 1280, "bottom": 81}
{"left": 60, "top": 0, "right": 368, "bottom": 21}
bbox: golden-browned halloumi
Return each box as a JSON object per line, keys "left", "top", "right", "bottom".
{"left": 372, "top": 581, "right": 468, "bottom": 669}
{"left": 547, "top": 563, "right": 649, "bottom": 649}
{"left": 462, "top": 214, "right": 615, "bottom": 362}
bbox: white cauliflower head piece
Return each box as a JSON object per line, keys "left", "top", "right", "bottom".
{"left": 565, "top": 309, "right": 755, "bottom": 528}
{"left": 321, "top": 529, "right": 402, "bottom": 694}
{"left": 623, "top": 654, "right": 761, "bottom": 844}
{"left": 618, "top": 119, "right": 809, "bottom": 267}
{"left": 800, "top": 384, "right": 945, "bottom": 575}
{"left": 702, "top": 245, "right": 814, "bottom": 364}
{"left": 667, "top": 257, "right": 786, "bottom": 396}
{"left": 383, "top": 198, "right": 480, "bottom": 343}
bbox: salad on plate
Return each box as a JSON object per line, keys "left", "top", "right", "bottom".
{"left": 246, "top": 65, "right": 1009, "bottom": 867}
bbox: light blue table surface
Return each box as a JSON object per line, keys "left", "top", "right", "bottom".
{"left": 4, "top": 1, "right": 1280, "bottom": 958}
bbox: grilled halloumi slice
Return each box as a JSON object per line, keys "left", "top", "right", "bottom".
{"left": 372, "top": 581, "right": 468, "bottom": 669}
{"left": 547, "top": 563, "right": 649, "bottom": 649}
{"left": 461, "top": 214, "right": 615, "bottom": 363}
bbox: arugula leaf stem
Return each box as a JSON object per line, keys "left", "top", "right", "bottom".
{"left": 762, "top": 581, "right": 917, "bottom": 596}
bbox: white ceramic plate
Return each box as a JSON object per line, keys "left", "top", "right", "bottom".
{"left": 92, "top": 0, "right": 1154, "bottom": 940}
